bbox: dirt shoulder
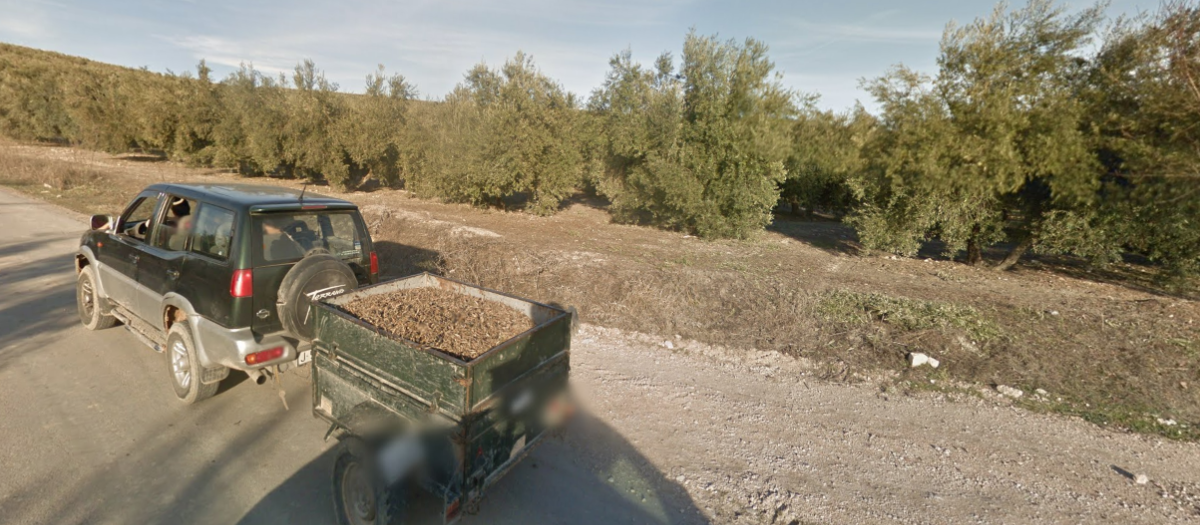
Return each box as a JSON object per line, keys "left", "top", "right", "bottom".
{"left": 1, "top": 140, "right": 1197, "bottom": 441}
{"left": 572, "top": 324, "right": 1200, "bottom": 524}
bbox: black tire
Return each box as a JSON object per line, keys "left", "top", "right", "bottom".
{"left": 165, "top": 322, "right": 219, "bottom": 404}
{"left": 332, "top": 437, "right": 406, "bottom": 525}
{"left": 76, "top": 266, "right": 118, "bottom": 330}
{"left": 277, "top": 254, "right": 358, "bottom": 341}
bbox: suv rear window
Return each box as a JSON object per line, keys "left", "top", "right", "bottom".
{"left": 255, "top": 212, "right": 363, "bottom": 263}
{"left": 190, "top": 204, "right": 235, "bottom": 260}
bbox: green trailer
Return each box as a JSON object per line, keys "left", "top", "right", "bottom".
{"left": 309, "top": 273, "right": 574, "bottom": 525}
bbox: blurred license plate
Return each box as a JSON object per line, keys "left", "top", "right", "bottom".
{"left": 297, "top": 349, "right": 312, "bottom": 366}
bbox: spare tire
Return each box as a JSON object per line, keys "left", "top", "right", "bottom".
{"left": 277, "top": 254, "right": 358, "bottom": 341}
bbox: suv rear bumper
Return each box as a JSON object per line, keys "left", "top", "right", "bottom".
{"left": 192, "top": 315, "right": 302, "bottom": 371}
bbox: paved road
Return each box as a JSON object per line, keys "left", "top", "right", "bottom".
{"left": 0, "top": 189, "right": 696, "bottom": 525}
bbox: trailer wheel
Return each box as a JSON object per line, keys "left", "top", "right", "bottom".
{"left": 333, "top": 437, "right": 406, "bottom": 525}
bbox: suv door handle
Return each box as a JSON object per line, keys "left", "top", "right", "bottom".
{"left": 166, "top": 269, "right": 180, "bottom": 279}
{"left": 128, "top": 254, "right": 139, "bottom": 264}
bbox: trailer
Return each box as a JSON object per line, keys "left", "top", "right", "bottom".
{"left": 310, "top": 273, "right": 573, "bottom": 525}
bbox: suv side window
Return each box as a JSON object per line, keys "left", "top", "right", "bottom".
{"left": 152, "top": 195, "right": 198, "bottom": 251}
{"left": 120, "top": 195, "right": 161, "bottom": 242}
{"left": 189, "top": 204, "right": 235, "bottom": 260}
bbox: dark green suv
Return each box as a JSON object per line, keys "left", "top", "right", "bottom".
{"left": 75, "top": 183, "right": 378, "bottom": 403}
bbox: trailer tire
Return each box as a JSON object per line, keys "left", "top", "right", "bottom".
{"left": 277, "top": 254, "right": 358, "bottom": 341}
{"left": 333, "top": 437, "right": 406, "bottom": 525}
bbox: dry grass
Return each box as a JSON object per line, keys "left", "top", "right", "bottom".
{"left": 2, "top": 141, "right": 1199, "bottom": 440}
{"left": 0, "top": 150, "right": 106, "bottom": 190}
{"left": 0, "top": 146, "right": 135, "bottom": 216}
{"left": 818, "top": 290, "right": 1004, "bottom": 342}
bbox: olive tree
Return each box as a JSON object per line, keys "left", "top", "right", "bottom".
{"left": 591, "top": 33, "right": 796, "bottom": 238}
{"left": 1078, "top": 1, "right": 1200, "bottom": 280}
{"left": 436, "top": 53, "right": 584, "bottom": 214}
{"left": 853, "top": 0, "right": 1105, "bottom": 268}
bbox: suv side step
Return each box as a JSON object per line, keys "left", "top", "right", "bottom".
{"left": 111, "top": 306, "right": 231, "bottom": 385}
{"left": 110, "top": 307, "right": 166, "bottom": 353}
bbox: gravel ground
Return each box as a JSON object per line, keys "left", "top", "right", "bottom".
{"left": 569, "top": 323, "right": 1200, "bottom": 524}
{"left": 340, "top": 287, "right": 533, "bottom": 360}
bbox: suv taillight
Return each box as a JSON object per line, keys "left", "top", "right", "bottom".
{"left": 369, "top": 251, "right": 379, "bottom": 275}
{"left": 245, "top": 346, "right": 284, "bottom": 365}
{"left": 231, "top": 269, "right": 253, "bottom": 298}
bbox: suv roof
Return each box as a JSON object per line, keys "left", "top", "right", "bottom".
{"left": 144, "top": 183, "right": 355, "bottom": 212}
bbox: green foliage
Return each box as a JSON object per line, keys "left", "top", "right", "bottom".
{"left": 170, "top": 61, "right": 221, "bottom": 165}
{"left": 591, "top": 33, "right": 797, "bottom": 238}
{"left": 783, "top": 106, "right": 872, "bottom": 218}
{"left": 853, "top": 1, "right": 1104, "bottom": 263}
{"left": 280, "top": 60, "right": 348, "bottom": 186}
{"left": 0, "top": 2, "right": 1197, "bottom": 279}
{"left": 1081, "top": 1, "right": 1200, "bottom": 280}
{"left": 405, "top": 53, "right": 584, "bottom": 214}
{"left": 336, "top": 65, "right": 413, "bottom": 188}
{"left": 454, "top": 53, "right": 584, "bottom": 214}
{"left": 0, "top": 48, "right": 73, "bottom": 141}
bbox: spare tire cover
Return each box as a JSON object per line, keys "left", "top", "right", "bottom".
{"left": 277, "top": 254, "right": 358, "bottom": 341}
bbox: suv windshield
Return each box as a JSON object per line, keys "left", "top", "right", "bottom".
{"left": 255, "top": 212, "right": 363, "bottom": 263}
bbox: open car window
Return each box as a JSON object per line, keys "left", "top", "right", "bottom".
{"left": 152, "top": 195, "right": 198, "bottom": 251}
{"left": 256, "top": 212, "right": 362, "bottom": 263}
{"left": 119, "top": 194, "right": 162, "bottom": 243}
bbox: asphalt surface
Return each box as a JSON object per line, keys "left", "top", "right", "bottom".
{"left": 0, "top": 188, "right": 693, "bottom": 525}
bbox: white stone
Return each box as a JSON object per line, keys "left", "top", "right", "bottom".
{"left": 997, "top": 385, "right": 1024, "bottom": 399}
{"left": 664, "top": 341, "right": 675, "bottom": 350}
{"left": 908, "top": 352, "right": 940, "bottom": 368}
{"left": 1136, "top": 474, "right": 1149, "bottom": 485}
{"left": 1035, "top": 388, "right": 1049, "bottom": 396}
{"left": 908, "top": 353, "right": 929, "bottom": 367}
{"left": 1157, "top": 418, "right": 1178, "bottom": 427}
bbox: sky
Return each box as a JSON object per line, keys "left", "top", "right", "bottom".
{"left": 0, "top": 0, "right": 1162, "bottom": 111}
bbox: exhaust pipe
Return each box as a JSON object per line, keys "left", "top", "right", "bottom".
{"left": 246, "top": 368, "right": 268, "bottom": 385}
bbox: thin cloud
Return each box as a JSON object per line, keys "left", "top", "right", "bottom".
{"left": 791, "top": 20, "right": 945, "bottom": 45}
{"left": 160, "top": 34, "right": 316, "bottom": 77}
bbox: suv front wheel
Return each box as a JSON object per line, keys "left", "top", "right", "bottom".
{"left": 76, "top": 266, "right": 118, "bottom": 331}
{"left": 166, "top": 322, "right": 219, "bottom": 404}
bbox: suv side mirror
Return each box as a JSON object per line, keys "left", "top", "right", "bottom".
{"left": 90, "top": 214, "right": 113, "bottom": 231}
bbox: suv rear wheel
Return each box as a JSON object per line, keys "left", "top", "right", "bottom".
{"left": 76, "top": 266, "right": 118, "bottom": 330}
{"left": 166, "top": 322, "right": 219, "bottom": 404}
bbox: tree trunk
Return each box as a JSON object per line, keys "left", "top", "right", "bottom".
{"left": 965, "top": 224, "right": 983, "bottom": 266}
{"left": 994, "top": 236, "right": 1033, "bottom": 272}
{"left": 966, "top": 239, "right": 983, "bottom": 266}
{"left": 788, "top": 196, "right": 803, "bottom": 217}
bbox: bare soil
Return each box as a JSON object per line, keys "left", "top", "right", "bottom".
{"left": 340, "top": 287, "right": 533, "bottom": 360}
{"left": 570, "top": 323, "right": 1200, "bottom": 524}
{"left": 0, "top": 140, "right": 1197, "bottom": 440}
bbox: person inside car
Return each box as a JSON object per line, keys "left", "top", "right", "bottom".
{"left": 163, "top": 198, "right": 194, "bottom": 251}
{"left": 262, "top": 216, "right": 305, "bottom": 260}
